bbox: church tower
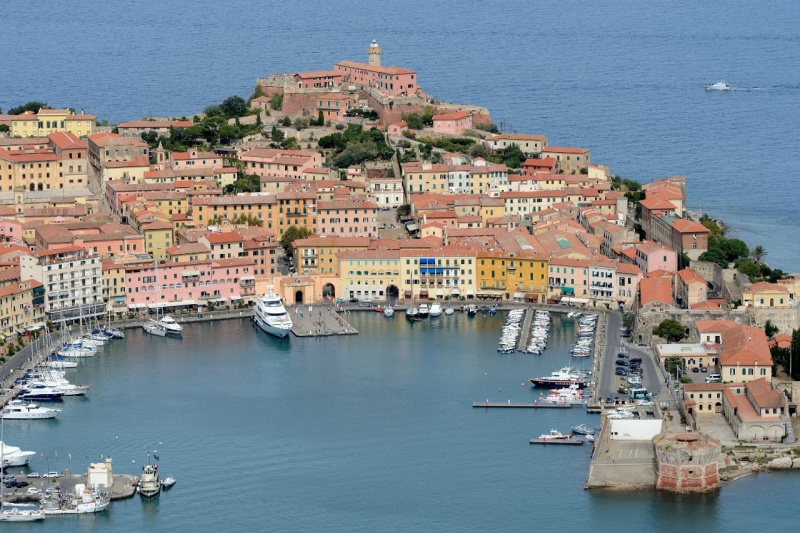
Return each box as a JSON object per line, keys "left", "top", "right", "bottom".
{"left": 155, "top": 141, "right": 166, "bottom": 170}
{"left": 368, "top": 40, "right": 382, "bottom": 66}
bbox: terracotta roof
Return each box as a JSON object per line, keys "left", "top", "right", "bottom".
{"left": 317, "top": 200, "right": 377, "bottom": 210}
{"left": 292, "top": 236, "right": 370, "bottom": 248}
{"left": 671, "top": 218, "right": 709, "bottom": 234}
{"left": 87, "top": 132, "right": 148, "bottom": 148}
{"left": 335, "top": 60, "right": 415, "bottom": 76}
{"left": 294, "top": 70, "right": 341, "bottom": 79}
{"left": 684, "top": 383, "right": 727, "bottom": 392}
{"left": 488, "top": 133, "right": 547, "bottom": 142}
{"left": 678, "top": 268, "right": 706, "bottom": 285}
{"left": 617, "top": 263, "right": 642, "bottom": 275}
{"left": 542, "top": 146, "right": 586, "bottom": 155}
{"left": 719, "top": 325, "right": 772, "bottom": 367}
{"left": 640, "top": 196, "right": 677, "bottom": 210}
{"left": 167, "top": 242, "right": 210, "bottom": 255}
{"left": 142, "top": 221, "right": 173, "bottom": 231}
{"left": 433, "top": 112, "right": 470, "bottom": 121}
{"left": 694, "top": 320, "right": 738, "bottom": 333}
{"left": 203, "top": 232, "right": 243, "bottom": 244}
{"left": 522, "top": 158, "right": 556, "bottom": 168}
{"left": 768, "top": 333, "right": 792, "bottom": 350}
{"left": 745, "top": 282, "right": 788, "bottom": 293}
{"left": 47, "top": 131, "right": 86, "bottom": 150}
{"left": 639, "top": 277, "right": 673, "bottom": 306}
{"left": 746, "top": 378, "right": 784, "bottom": 409}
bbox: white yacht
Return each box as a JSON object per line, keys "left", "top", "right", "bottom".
{"left": 1, "top": 400, "right": 59, "bottom": 420}
{"left": 41, "top": 484, "right": 109, "bottom": 514}
{"left": 445, "top": 305, "right": 454, "bottom": 316}
{"left": 158, "top": 316, "right": 183, "bottom": 336}
{"left": 143, "top": 319, "right": 166, "bottom": 337}
{"left": 428, "top": 302, "right": 442, "bottom": 317}
{"left": 0, "top": 508, "right": 45, "bottom": 522}
{"left": 139, "top": 464, "right": 161, "bottom": 498}
{"left": 705, "top": 80, "right": 731, "bottom": 91}
{"left": 418, "top": 303, "right": 430, "bottom": 318}
{"left": 383, "top": 307, "right": 394, "bottom": 318}
{"left": 0, "top": 441, "right": 36, "bottom": 468}
{"left": 253, "top": 286, "right": 292, "bottom": 338}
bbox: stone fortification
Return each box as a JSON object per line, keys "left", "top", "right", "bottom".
{"left": 653, "top": 432, "right": 729, "bottom": 492}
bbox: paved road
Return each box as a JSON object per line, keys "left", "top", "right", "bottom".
{"left": 596, "top": 310, "right": 621, "bottom": 399}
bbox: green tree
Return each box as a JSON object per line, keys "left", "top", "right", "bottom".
{"left": 271, "top": 125, "right": 285, "bottom": 143}
{"left": 270, "top": 94, "right": 283, "bottom": 111}
{"left": 664, "top": 356, "right": 685, "bottom": 376}
{"left": 7, "top": 101, "right": 47, "bottom": 115}
{"left": 316, "top": 110, "right": 324, "bottom": 126}
{"left": 622, "top": 311, "right": 635, "bottom": 332}
{"left": 280, "top": 225, "right": 313, "bottom": 256}
{"left": 220, "top": 95, "right": 248, "bottom": 118}
{"left": 256, "top": 113, "right": 262, "bottom": 127}
{"left": 653, "top": 318, "right": 686, "bottom": 343}
{"left": 403, "top": 113, "right": 424, "bottom": 130}
{"left": 0, "top": 125, "right": 8, "bottom": 133}
{"left": 204, "top": 104, "right": 223, "bottom": 117}
{"left": 282, "top": 116, "right": 292, "bottom": 127}
{"left": 764, "top": 320, "right": 779, "bottom": 339}
{"left": 736, "top": 260, "right": 762, "bottom": 279}
{"left": 751, "top": 245, "right": 767, "bottom": 265}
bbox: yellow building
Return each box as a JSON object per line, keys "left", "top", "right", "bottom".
{"left": 191, "top": 191, "right": 317, "bottom": 236}
{"left": 11, "top": 109, "right": 96, "bottom": 138}
{"left": 0, "top": 279, "right": 45, "bottom": 339}
{"left": 141, "top": 221, "right": 174, "bottom": 260}
{"left": 743, "top": 282, "right": 792, "bottom": 309}
{"left": 476, "top": 251, "right": 548, "bottom": 301}
{"left": 293, "top": 236, "right": 371, "bottom": 275}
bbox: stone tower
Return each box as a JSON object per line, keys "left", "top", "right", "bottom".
{"left": 155, "top": 141, "right": 166, "bottom": 170}
{"left": 368, "top": 40, "right": 382, "bottom": 66}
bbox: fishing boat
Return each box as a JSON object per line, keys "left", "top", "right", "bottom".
{"left": 139, "top": 461, "right": 161, "bottom": 498}
{"left": 41, "top": 484, "right": 109, "bottom": 514}
{"left": 538, "top": 429, "right": 573, "bottom": 441}
{"left": 571, "top": 424, "right": 597, "bottom": 435}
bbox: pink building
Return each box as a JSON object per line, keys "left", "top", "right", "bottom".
{"left": 334, "top": 61, "right": 418, "bottom": 97}
{"left": 387, "top": 121, "right": 407, "bottom": 136}
{"left": 316, "top": 93, "right": 351, "bottom": 121}
{"left": 634, "top": 242, "right": 677, "bottom": 274}
{"left": 125, "top": 257, "right": 256, "bottom": 310}
{"left": 432, "top": 112, "right": 472, "bottom": 135}
{"left": 0, "top": 218, "right": 23, "bottom": 244}
{"left": 239, "top": 148, "right": 322, "bottom": 180}
{"left": 293, "top": 70, "right": 343, "bottom": 89}
{"left": 316, "top": 200, "right": 379, "bottom": 238}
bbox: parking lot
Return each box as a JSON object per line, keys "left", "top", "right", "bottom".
{"left": 376, "top": 207, "right": 407, "bottom": 239}
{"left": 596, "top": 315, "right": 662, "bottom": 404}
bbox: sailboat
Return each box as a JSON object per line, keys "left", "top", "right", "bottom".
{"left": 0, "top": 412, "right": 45, "bottom": 522}
{"left": 144, "top": 259, "right": 167, "bottom": 337}
{"left": 405, "top": 267, "right": 420, "bottom": 321}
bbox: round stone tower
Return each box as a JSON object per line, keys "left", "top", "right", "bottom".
{"left": 654, "top": 432, "right": 728, "bottom": 493}
{"left": 368, "top": 40, "right": 382, "bottom": 66}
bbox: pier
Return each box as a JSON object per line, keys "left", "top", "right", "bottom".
{"left": 516, "top": 309, "right": 533, "bottom": 352}
{"left": 472, "top": 401, "right": 572, "bottom": 409}
{"left": 290, "top": 305, "right": 358, "bottom": 337}
{"left": 1, "top": 473, "right": 138, "bottom": 503}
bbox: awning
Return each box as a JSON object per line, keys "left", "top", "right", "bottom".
{"left": 435, "top": 289, "right": 445, "bottom": 297}
{"left": 128, "top": 303, "right": 146, "bottom": 310}
{"left": 561, "top": 297, "right": 589, "bottom": 304}
{"left": 230, "top": 295, "right": 242, "bottom": 301}
{"left": 240, "top": 276, "right": 255, "bottom": 281}
{"left": 182, "top": 270, "right": 200, "bottom": 277}
{"left": 513, "top": 292, "right": 525, "bottom": 299}
{"left": 26, "top": 322, "right": 46, "bottom": 332}
{"left": 214, "top": 297, "right": 228, "bottom": 303}
{"left": 147, "top": 300, "right": 196, "bottom": 309}
{"left": 405, "top": 223, "right": 419, "bottom": 232}
{"left": 450, "top": 288, "right": 461, "bottom": 296}
{"left": 404, "top": 290, "right": 412, "bottom": 297}
{"left": 561, "top": 287, "right": 575, "bottom": 294}
{"left": 113, "top": 295, "right": 126, "bottom": 303}
{"left": 419, "top": 290, "right": 429, "bottom": 298}
{"left": 466, "top": 289, "right": 474, "bottom": 296}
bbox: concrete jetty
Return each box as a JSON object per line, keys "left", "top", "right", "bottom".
{"left": 472, "top": 401, "right": 572, "bottom": 409}
{"left": 516, "top": 309, "right": 533, "bottom": 352}
{"left": 1, "top": 473, "right": 138, "bottom": 503}
{"left": 290, "top": 305, "right": 358, "bottom": 337}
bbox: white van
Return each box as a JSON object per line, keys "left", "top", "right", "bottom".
{"left": 705, "top": 373, "right": 721, "bottom": 383}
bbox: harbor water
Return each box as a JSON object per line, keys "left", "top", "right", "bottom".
{"left": 4, "top": 312, "right": 800, "bottom": 531}
{"left": 1, "top": 0, "right": 798, "bottom": 268}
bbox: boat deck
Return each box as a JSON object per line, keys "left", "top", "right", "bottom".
{"left": 472, "top": 402, "right": 572, "bottom": 409}
{"left": 529, "top": 438, "right": 585, "bottom": 445}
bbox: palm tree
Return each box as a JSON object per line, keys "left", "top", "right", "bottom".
{"left": 751, "top": 245, "right": 768, "bottom": 265}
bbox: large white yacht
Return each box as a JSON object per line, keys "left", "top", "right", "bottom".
{"left": 158, "top": 316, "right": 183, "bottom": 336}
{"left": 253, "top": 286, "right": 293, "bottom": 338}
{"left": 1, "top": 400, "right": 60, "bottom": 420}
{"left": 0, "top": 441, "right": 36, "bottom": 468}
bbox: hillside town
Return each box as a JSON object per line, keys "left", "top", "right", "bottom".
{"left": 0, "top": 42, "right": 798, "bottom": 454}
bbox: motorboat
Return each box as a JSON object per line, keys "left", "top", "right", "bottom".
{"left": 161, "top": 476, "right": 176, "bottom": 489}
{"left": 253, "top": 285, "right": 292, "bottom": 338}
{"left": 139, "top": 463, "right": 161, "bottom": 498}
{"left": 529, "top": 367, "right": 586, "bottom": 389}
{"left": 571, "top": 424, "right": 597, "bottom": 436}
{"left": 538, "top": 429, "right": 573, "bottom": 441}
{"left": 41, "top": 484, "right": 109, "bottom": 514}
{"left": 0, "top": 441, "right": 36, "bottom": 467}
{"left": 467, "top": 305, "right": 477, "bottom": 318}
{"left": 158, "top": 316, "right": 183, "bottom": 336}
{"left": 429, "top": 302, "right": 442, "bottom": 317}
{"left": 584, "top": 434, "right": 596, "bottom": 442}
{"left": 445, "top": 306, "right": 454, "bottom": 316}
{"left": 106, "top": 328, "right": 125, "bottom": 339}
{"left": 405, "top": 306, "right": 419, "bottom": 320}
{"left": 539, "top": 384, "right": 585, "bottom": 405}
{"left": 1, "top": 400, "right": 60, "bottom": 420}
{"left": 705, "top": 81, "right": 731, "bottom": 91}
{"left": 497, "top": 309, "right": 524, "bottom": 353}
{"left": 0, "top": 507, "right": 45, "bottom": 522}
{"left": 418, "top": 303, "right": 430, "bottom": 318}
{"left": 383, "top": 307, "right": 394, "bottom": 318}
{"left": 143, "top": 319, "right": 167, "bottom": 337}
{"left": 19, "top": 386, "right": 63, "bottom": 402}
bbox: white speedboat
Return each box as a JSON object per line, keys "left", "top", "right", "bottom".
{"left": 143, "top": 320, "right": 166, "bottom": 337}
{"left": 161, "top": 476, "right": 176, "bottom": 489}
{"left": 445, "top": 305, "right": 454, "bottom": 315}
{"left": 383, "top": 308, "right": 394, "bottom": 318}
{"left": 0, "top": 441, "right": 36, "bottom": 467}
{"left": 429, "top": 302, "right": 442, "bottom": 317}
{"left": 253, "top": 286, "right": 292, "bottom": 338}
{"left": 158, "top": 316, "right": 183, "bottom": 336}
{"left": 0, "top": 508, "right": 45, "bottom": 522}
{"left": 139, "top": 464, "right": 161, "bottom": 498}
{"left": 1, "top": 400, "right": 60, "bottom": 420}
{"left": 705, "top": 80, "right": 731, "bottom": 91}
{"left": 418, "top": 303, "right": 430, "bottom": 318}
{"left": 106, "top": 328, "right": 125, "bottom": 339}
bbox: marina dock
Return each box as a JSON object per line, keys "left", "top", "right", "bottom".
{"left": 1, "top": 473, "right": 138, "bottom": 503}
{"left": 290, "top": 305, "right": 358, "bottom": 337}
{"left": 516, "top": 309, "right": 533, "bottom": 351}
{"left": 472, "top": 401, "right": 572, "bottom": 409}
{"left": 529, "top": 438, "right": 586, "bottom": 445}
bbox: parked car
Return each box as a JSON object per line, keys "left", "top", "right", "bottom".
{"left": 691, "top": 367, "right": 700, "bottom": 373}
{"left": 615, "top": 368, "right": 627, "bottom": 376}
{"left": 617, "top": 353, "right": 628, "bottom": 358}
{"left": 615, "top": 360, "right": 628, "bottom": 366}
{"left": 348, "top": 298, "right": 359, "bottom": 303}
{"left": 26, "top": 487, "right": 42, "bottom": 495}
{"left": 43, "top": 472, "right": 60, "bottom": 478}
{"left": 15, "top": 480, "right": 29, "bottom": 488}
{"left": 1, "top": 475, "right": 15, "bottom": 483}
{"left": 605, "top": 396, "right": 613, "bottom": 404}
{"left": 617, "top": 386, "right": 629, "bottom": 394}
{"left": 44, "top": 487, "right": 60, "bottom": 495}
{"left": 26, "top": 472, "right": 40, "bottom": 479}
{"left": 700, "top": 367, "right": 708, "bottom": 373}
{"left": 630, "top": 358, "right": 642, "bottom": 363}
{"left": 361, "top": 298, "right": 373, "bottom": 307}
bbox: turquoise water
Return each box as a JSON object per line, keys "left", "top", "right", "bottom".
{"left": 1, "top": 0, "right": 797, "bottom": 269}
{"left": 4, "top": 313, "right": 800, "bottom": 531}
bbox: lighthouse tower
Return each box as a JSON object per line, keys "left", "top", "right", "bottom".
{"left": 368, "top": 40, "right": 382, "bottom": 66}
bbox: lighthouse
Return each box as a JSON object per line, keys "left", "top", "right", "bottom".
{"left": 368, "top": 40, "right": 382, "bottom": 66}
